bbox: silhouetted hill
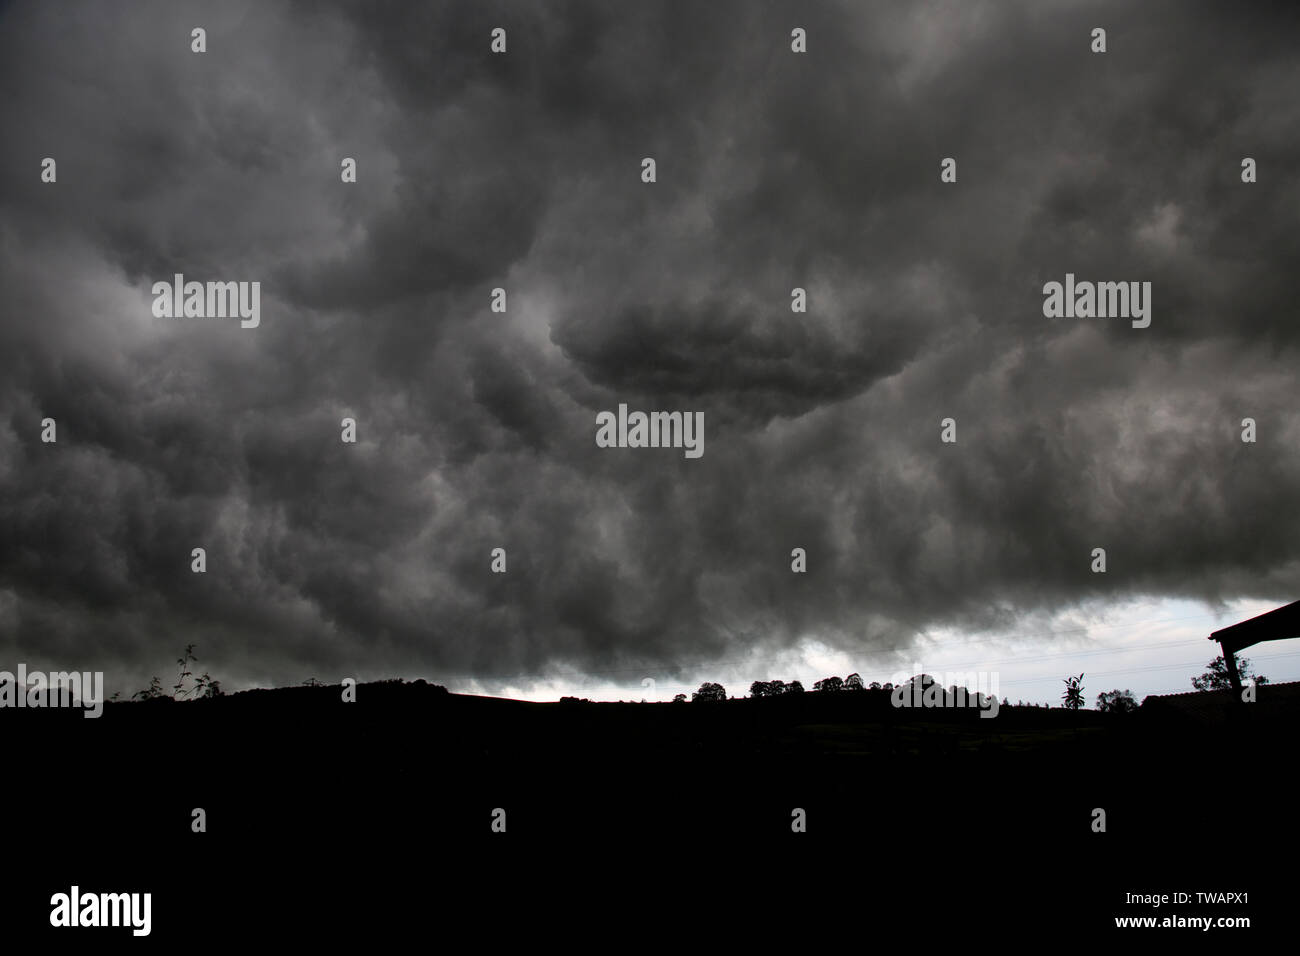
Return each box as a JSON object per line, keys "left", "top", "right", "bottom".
{"left": 21, "top": 677, "right": 1292, "bottom": 764}
{"left": 9, "top": 678, "right": 1294, "bottom": 941}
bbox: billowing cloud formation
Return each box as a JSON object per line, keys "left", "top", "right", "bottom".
{"left": 1, "top": 0, "right": 1298, "bottom": 694}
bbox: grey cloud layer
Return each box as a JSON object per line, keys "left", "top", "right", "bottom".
{"left": 1, "top": 0, "right": 1297, "bottom": 692}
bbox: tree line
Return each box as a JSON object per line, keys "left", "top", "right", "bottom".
{"left": 677, "top": 654, "right": 1267, "bottom": 709}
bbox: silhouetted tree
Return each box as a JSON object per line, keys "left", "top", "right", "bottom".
{"left": 692, "top": 682, "right": 727, "bottom": 702}
{"left": 1061, "top": 673, "right": 1085, "bottom": 710}
{"left": 869, "top": 681, "right": 882, "bottom": 691}
{"left": 1191, "top": 655, "right": 1270, "bottom": 692}
{"left": 813, "top": 676, "right": 844, "bottom": 693}
{"left": 673, "top": 694, "right": 687, "bottom": 703}
{"left": 845, "top": 673, "right": 864, "bottom": 691}
{"left": 1096, "top": 689, "right": 1137, "bottom": 713}
{"left": 787, "top": 680, "right": 804, "bottom": 694}
{"left": 768, "top": 679, "right": 787, "bottom": 695}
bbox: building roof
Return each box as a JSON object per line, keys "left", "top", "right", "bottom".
{"left": 1140, "top": 680, "right": 1300, "bottom": 724}
{"left": 1210, "top": 599, "right": 1300, "bottom": 654}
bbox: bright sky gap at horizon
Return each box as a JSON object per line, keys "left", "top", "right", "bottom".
{"left": 432, "top": 597, "right": 1297, "bottom": 705}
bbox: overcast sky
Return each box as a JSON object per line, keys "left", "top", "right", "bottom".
{"left": 1, "top": 0, "right": 1298, "bottom": 702}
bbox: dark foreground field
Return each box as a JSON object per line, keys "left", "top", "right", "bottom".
{"left": 5, "top": 682, "right": 1291, "bottom": 943}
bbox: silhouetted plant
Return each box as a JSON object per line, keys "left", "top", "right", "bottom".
{"left": 1191, "top": 655, "right": 1269, "bottom": 692}
{"left": 173, "top": 644, "right": 223, "bottom": 699}
{"left": 751, "top": 679, "right": 795, "bottom": 697}
{"left": 692, "top": 681, "right": 726, "bottom": 702}
{"left": 845, "top": 673, "right": 864, "bottom": 691}
{"left": 813, "top": 676, "right": 843, "bottom": 692}
{"left": 133, "top": 645, "right": 222, "bottom": 701}
{"left": 1061, "top": 673, "right": 1085, "bottom": 710}
{"left": 132, "top": 676, "right": 166, "bottom": 701}
{"left": 673, "top": 694, "right": 687, "bottom": 703}
{"left": 172, "top": 645, "right": 194, "bottom": 698}
{"left": 1096, "top": 689, "right": 1137, "bottom": 713}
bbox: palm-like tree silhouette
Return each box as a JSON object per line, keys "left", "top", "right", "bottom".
{"left": 1061, "top": 673, "right": 1085, "bottom": 710}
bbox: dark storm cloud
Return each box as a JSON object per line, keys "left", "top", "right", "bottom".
{"left": 1, "top": 0, "right": 1298, "bottom": 695}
